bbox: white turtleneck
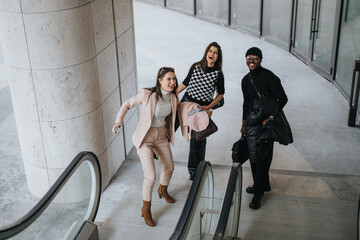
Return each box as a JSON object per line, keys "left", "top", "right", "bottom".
{"left": 151, "top": 90, "right": 172, "bottom": 127}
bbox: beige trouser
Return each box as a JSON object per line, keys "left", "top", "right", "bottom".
{"left": 137, "top": 126, "right": 174, "bottom": 201}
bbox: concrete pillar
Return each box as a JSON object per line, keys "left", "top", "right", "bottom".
{"left": 0, "top": 0, "right": 138, "bottom": 201}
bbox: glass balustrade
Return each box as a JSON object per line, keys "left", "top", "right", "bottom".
{"left": 184, "top": 164, "right": 214, "bottom": 240}
{"left": 219, "top": 164, "right": 242, "bottom": 239}
{"left": 335, "top": 0, "right": 360, "bottom": 97}
{"left": 167, "top": 0, "right": 194, "bottom": 14}
{"left": 357, "top": 196, "right": 360, "bottom": 240}
{"left": 171, "top": 162, "right": 243, "bottom": 240}
{"left": 196, "top": 0, "right": 229, "bottom": 25}
{"left": 142, "top": 0, "right": 164, "bottom": 6}
{"left": 262, "top": 0, "right": 292, "bottom": 47}
{"left": 231, "top": 0, "right": 261, "bottom": 35}
{"left": 0, "top": 152, "right": 101, "bottom": 240}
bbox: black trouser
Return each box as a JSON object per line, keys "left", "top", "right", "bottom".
{"left": 188, "top": 136, "right": 207, "bottom": 177}
{"left": 174, "top": 98, "right": 208, "bottom": 177}
{"left": 250, "top": 141, "right": 274, "bottom": 197}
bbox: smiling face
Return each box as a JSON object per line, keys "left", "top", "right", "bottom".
{"left": 159, "top": 72, "right": 177, "bottom": 92}
{"left": 246, "top": 55, "right": 262, "bottom": 70}
{"left": 206, "top": 46, "right": 219, "bottom": 67}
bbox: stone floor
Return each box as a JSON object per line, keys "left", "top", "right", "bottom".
{"left": 99, "top": 1, "right": 360, "bottom": 239}
{"left": 1, "top": 1, "right": 360, "bottom": 239}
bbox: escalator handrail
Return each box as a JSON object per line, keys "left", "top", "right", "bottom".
{"left": 0, "top": 151, "right": 102, "bottom": 240}
{"left": 213, "top": 163, "right": 242, "bottom": 240}
{"left": 169, "top": 161, "right": 212, "bottom": 240}
{"left": 357, "top": 195, "right": 359, "bottom": 240}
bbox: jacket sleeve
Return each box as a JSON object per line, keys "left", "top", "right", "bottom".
{"left": 241, "top": 76, "right": 249, "bottom": 120}
{"left": 115, "top": 89, "right": 144, "bottom": 124}
{"left": 182, "top": 64, "right": 196, "bottom": 86}
{"left": 217, "top": 72, "right": 225, "bottom": 95}
{"left": 268, "top": 74, "right": 288, "bottom": 110}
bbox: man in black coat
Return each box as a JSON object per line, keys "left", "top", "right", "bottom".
{"left": 241, "top": 47, "right": 288, "bottom": 209}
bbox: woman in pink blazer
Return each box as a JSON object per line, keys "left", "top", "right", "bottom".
{"left": 112, "top": 67, "right": 179, "bottom": 227}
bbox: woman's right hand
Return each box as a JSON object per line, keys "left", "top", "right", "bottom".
{"left": 203, "top": 108, "right": 213, "bottom": 118}
{"left": 176, "top": 83, "right": 186, "bottom": 96}
{"left": 112, "top": 122, "right": 122, "bottom": 134}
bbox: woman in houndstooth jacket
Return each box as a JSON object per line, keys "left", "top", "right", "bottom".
{"left": 176, "top": 42, "right": 225, "bottom": 180}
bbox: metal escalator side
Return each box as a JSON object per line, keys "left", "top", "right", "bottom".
{"left": 0, "top": 151, "right": 101, "bottom": 240}
{"left": 357, "top": 195, "right": 359, "bottom": 240}
{"left": 213, "top": 163, "right": 243, "bottom": 240}
{"left": 170, "top": 161, "right": 214, "bottom": 240}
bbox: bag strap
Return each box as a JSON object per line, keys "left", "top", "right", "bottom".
{"left": 249, "top": 73, "right": 262, "bottom": 98}
{"left": 249, "top": 73, "right": 278, "bottom": 124}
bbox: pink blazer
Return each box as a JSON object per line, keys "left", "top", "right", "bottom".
{"left": 178, "top": 102, "right": 200, "bottom": 142}
{"left": 115, "top": 89, "right": 178, "bottom": 148}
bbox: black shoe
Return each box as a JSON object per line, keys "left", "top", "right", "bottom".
{"left": 188, "top": 168, "right": 196, "bottom": 181}
{"left": 249, "top": 196, "right": 262, "bottom": 210}
{"left": 246, "top": 185, "right": 271, "bottom": 194}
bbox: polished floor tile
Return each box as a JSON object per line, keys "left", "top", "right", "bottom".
{"left": 0, "top": 1, "right": 359, "bottom": 240}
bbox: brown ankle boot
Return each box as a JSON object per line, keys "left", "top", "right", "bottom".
{"left": 141, "top": 200, "right": 155, "bottom": 227}
{"left": 157, "top": 184, "right": 175, "bottom": 203}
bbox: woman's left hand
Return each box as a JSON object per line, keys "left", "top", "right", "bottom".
{"left": 203, "top": 107, "right": 212, "bottom": 117}
{"left": 112, "top": 122, "right": 122, "bottom": 134}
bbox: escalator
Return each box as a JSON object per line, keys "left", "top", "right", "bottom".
{"left": 0, "top": 152, "right": 102, "bottom": 240}
{"left": 0, "top": 153, "right": 242, "bottom": 240}
{"left": 357, "top": 196, "right": 359, "bottom": 240}
{"left": 213, "top": 163, "right": 242, "bottom": 240}
{"left": 170, "top": 161, "right": 214, "bottom": 240}
{"left": 170, "top": 162, "right": 243, "bottom": 240}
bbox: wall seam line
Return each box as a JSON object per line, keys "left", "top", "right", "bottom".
{"left": 111, "top": 0, "right": 127, "bottom": 158}
{"left": 19, "top": 0, "right": 51, "bottom": 188}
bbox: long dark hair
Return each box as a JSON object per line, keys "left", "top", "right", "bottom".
{"left": 145, "top": 67, "right": 178, "bottom": 100}
{"left": 193, "top": 42, "right": 223, "bottom": 73}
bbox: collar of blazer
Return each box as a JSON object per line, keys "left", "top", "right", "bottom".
{"left": 146, "top": 91, "right": 177, "bottom": 120}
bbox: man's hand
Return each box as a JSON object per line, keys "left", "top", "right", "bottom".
{"left": 241, "top": 119, "right": 246, "bottom": 135}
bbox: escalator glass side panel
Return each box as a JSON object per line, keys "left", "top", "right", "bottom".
{"left": 223, "top": 165, "right": 242, "bottom": 239}
{"left": 169, "top": 161, "right": 214, "bottom": 240}
{"left": 213, "top": 163, "right": 243, "bottom": 240}
{"left": 0, "top": 152, "right": 101, "bottom": 240}
{"left": 11, "top": 162, "right": 92, "bottom": 240}
{"left": 357, "top": 196, "right": 359, "bottom": 240}
{"left": 185, "top": 165, "right": 214, "bottom": 240}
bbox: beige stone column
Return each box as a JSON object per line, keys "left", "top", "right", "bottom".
{"left": 0, "top": 0, "right": 138, "bottom": 201}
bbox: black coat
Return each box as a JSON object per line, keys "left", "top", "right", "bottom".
{"left": 241, "top": 66, "right": 288, "bottom": 163}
